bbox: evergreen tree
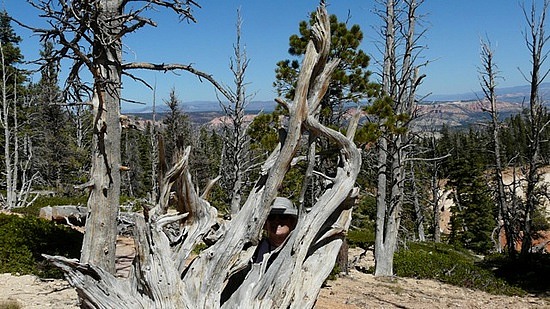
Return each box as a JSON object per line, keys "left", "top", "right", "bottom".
{"left": 247, "top": 113, "right": 281, "bottom": 156}
{"left": 274, "top": 12, "right": 378, "bottom": 126}
{"left": 192, "top": 126, "right": 224, "bottom": 209}
{"left": 499, "top": 110, "right": 550, "bottom": 166}
{"left": 445, "top": 129, "right": 495, "bottom": 254}
{"left": 139, "top": 122, "right": 156, "bottom": 197}
{"left": 499, "top": 113, "right": 528, "bottom": 164}
{"left": 161, "top": 88, "right": 192, "bottom": 164}
{"left": 121, "top": 121, "right": 151, "bottom": 198}
{"left": 0, "top": 10, "right": 23, "bottom": 86}
{"left": 273, "top": 11, "right": 380, "bottom": 211}
{"left": 30, "top": 41, "right": 75, "bottom": 191}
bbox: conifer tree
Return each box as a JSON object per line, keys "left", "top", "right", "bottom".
{"left": 0, "top": 11, "right": 23, "bottom": 84}
{"left": 31, "top": 41, "right": 75, "bottom": 191}
{"left": 274, "top": 12, "right": 378, "bottom": 126}
{"left": 161, "top": 88, "right": 192, "bottom": 164}
{"left": 445, "top": 130, "right": 495, "bottom": 254}
{"left": 274, "top": 9, "right": 379, "bottom": 214}
{"left": 121, "top": 121, "right": 151, "bottom": 198}
{"left": 193, "top": 126, "right": 222, "bottom": 196}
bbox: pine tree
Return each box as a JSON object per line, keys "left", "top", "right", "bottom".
{"left": 274, "top": 9, "right": 380, "bottom": 275}
{"left": 121, "top": 121, "right": 152, "bottom": 198}
{"left": 161, "top": 88, "right": 192, "bottom": 164}
{"left": 274, "top": 12, "right": 378, "bottom": 126}
{"left": 30, "top": 41, "right": 76, "bottom": 191}
{"left": 446, "top": 130, "right": 495, "bottom": 254}
{"left": 0, "top": 11, "right": 23, "bottom": 84}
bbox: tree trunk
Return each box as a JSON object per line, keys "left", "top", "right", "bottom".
{"left": 432, "top": 163, "right": 442, "bottom": 243}
{"left": 374, "top": 134, "right": 394, "bottom": 276}
{"left": 374, "top": 0, "right": 395, "bottom": 277}
{"left": 80, "top": 0, "right": 123, "bottom": 274}
{"left": 520, "top": 0, "right": 549, "bottom": 255}
{"left": 479, "top": 39, "right": 515, "bottom": 254}
{"left": 373, "top": 0, "right": 422, "bottom": 276}
{"left": 411, "top": 164, "right": 425, "bottom": 241}
{"left": 1, "top": 41, "right": 13, "bottom": 210}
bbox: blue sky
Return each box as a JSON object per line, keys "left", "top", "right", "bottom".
{"left": 2, "top": 0, "right": 542, "bottom": 110}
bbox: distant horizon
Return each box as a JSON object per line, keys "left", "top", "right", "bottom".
{"left": 123, "top": 82, "right": 550, "bottom": 113}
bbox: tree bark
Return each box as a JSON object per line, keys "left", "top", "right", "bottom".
{"left": 80, "top": 0, "right": 123, "bottom": 274}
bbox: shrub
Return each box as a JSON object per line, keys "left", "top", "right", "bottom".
{"left": 348, "top": 194, "right": 376, "bottom": 249}
{"left": 0, "top": 213, "right": 83, "bottom": 278}
{"left": 394, "top": 242, "right": 525, "bottom": 296}
{"left": 482, "top": 253, "right": 550, "bottom": 294}
{"left": 347, "top": 227, "right": 375, "bottom": 249}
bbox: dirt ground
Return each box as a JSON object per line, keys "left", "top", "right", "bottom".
{"left": 315, "top": 270, "right": 550, "bottom": 309}
{"left": 1, "top": 245, "right": 549, "bottom": 308}
{"left": 2, "top": 269, "right": 549, "bottom": 309}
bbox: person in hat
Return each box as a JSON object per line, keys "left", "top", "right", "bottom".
{"left": 221, "top": 197, "right": 298, "bottom": 303}
{"left": 253, "top": 197, "right": 298, "bottom": 263}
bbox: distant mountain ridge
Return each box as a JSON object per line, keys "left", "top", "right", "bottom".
{"left": 123, "top": 83, "right": 550, "bottom": 114}
{"left": 413, "top": 100, "right": 522, "bottom": 129}
{"left": 124, "top": 100, "right": 277, "bottom": 114}
{"left": 426, "top": 82, "right": 550, "bottom": 103}
{"left": 123, "top": 83, "right": 550, "bottom": 129}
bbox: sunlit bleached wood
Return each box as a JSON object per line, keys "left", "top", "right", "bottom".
{"left": 45, "top": 2, "right": 361, "bottom": 308}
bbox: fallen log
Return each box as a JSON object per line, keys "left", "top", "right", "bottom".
{"left": 39, "top": 205, "right": 88, "bottom": 226}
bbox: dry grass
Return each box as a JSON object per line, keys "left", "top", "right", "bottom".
{"left": 0, "top": 300, "right": 21, "bottom": 309}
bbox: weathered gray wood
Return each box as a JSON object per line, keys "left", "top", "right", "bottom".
{"left": 45, "top": 3, "right": 361, "bottom": 308}
{"left": 38, "top": 206, "right": 52, "bottom": 221}
{"left": 374, "top": 0, "right": 424, "bottom": 277}
{"left": 78, "top": 2, "right": 124, "bottom": 273}
{"left": 39, "top": 206, "right": 88, "bottom": 225}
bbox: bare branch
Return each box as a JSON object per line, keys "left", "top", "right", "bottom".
{"left": 123, "top": 62, "right": 234, "bottom": 100}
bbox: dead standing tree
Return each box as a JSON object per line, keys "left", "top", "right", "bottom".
{"left": 0, "top": 35, "right": 39, "bottom": 210}
{"left": 520, "top": 0, "right": 550, "bottom": 255}
{"left": 22, "top": 0, "right": 235, "bottom": 274}
{"left": 45, "top": 3, "right": 361, "bottom": 308}
{"left": 219, "top": 9, "right": 255, "bottom": 216}
{"left": 371, "top": 0, "right": 425, "bottom": 276}
{"left": 478, "top": 39, "right": 519, "bottom": 254}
